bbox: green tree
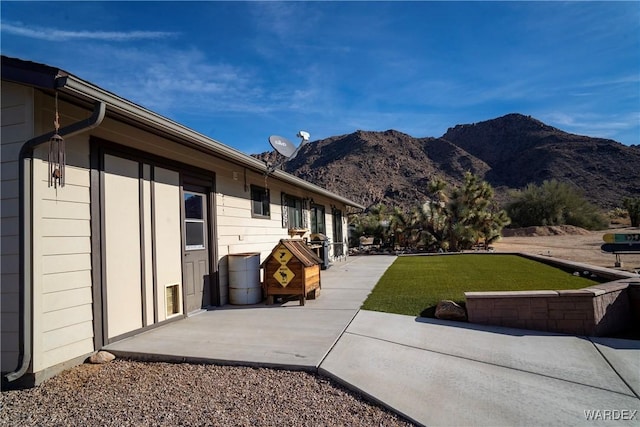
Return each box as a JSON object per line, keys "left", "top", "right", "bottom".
{"left": 410, "top": 199, "right": 448, "bottom": 251}
{"left": 419, "top": 173, "right": 510, "bottom": 251}
{"left": 444, "top": 173, "right": 510, "bottom": 251}
{"left": 506, "top": 180, "right": 608, "bottom": 230}
{"left": 388, "top": 206, "right": 411, "bottom": 249}
{"left": 351, "top": 204, "right": 395, "bottom": 247}
{"left": 623, "top": 197, "right": 640, "bottom": 227}
{"left": 402, "top": 177, "right": 448, "bottom": 250}
{"left": 349, "top": 174, "right": 510, "bottom": 252}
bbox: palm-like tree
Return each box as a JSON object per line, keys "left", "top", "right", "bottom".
{"left": 423, "top": 172, "right": 510, "bottom": 251}
{"left": 349, "top": 173, "right": 510, "bottom": 252}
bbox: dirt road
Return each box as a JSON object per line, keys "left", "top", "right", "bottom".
{"left": 492, "top": 226, "right": 640, "bottom": 273}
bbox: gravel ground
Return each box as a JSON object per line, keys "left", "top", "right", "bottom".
{"left": 493, "top": 226, "right": 640, "bottom": 272}
{"left": 0, "top": 360, "right": 415, "bottom": 426}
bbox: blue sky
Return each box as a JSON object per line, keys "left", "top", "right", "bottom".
{"left": 2, "top": 1, "right": 638, "bottom": 154}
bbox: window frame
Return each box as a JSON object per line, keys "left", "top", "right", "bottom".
{"left": 310, "top": 203, "right": 326, "bottom": 235}
{"left": 282, "top": 193, "right": 304, "bottom": 229}
{"left": 332, "top": 207, "right": 344, "bottom": 257}
{"left": 183, "top": 192, "right": 206, "bottom": 251}
{"left": 250, "top": 184, "right": 271, "bottom": 219}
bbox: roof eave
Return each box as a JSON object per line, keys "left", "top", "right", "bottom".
{"left": 60, "top": 74, "right": 364, "bottom": 210}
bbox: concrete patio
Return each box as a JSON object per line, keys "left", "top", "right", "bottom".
{"left": 105, "top": 255, "right": 640, "bottom": 426}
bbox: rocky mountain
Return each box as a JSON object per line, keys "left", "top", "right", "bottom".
{"left": 255, "top": 114, "right": 640, "bottom": 211}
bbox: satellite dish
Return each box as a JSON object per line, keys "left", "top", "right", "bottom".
{"left": 268, "top": 135, "right": 297, "bottom": 158}
{"left": 265, "top": 131, "right": 311, "bottom": 175}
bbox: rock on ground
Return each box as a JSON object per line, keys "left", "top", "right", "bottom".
{"left": 435, "top": 300, "right": 467, "bottom": 321}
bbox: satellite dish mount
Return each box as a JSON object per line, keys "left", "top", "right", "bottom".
{"left": 265, "top": 131, "right": 310, "bottom": 175}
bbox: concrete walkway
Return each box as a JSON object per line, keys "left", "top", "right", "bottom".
{"left": 105, "top": 255, "right": 640, "bottom": 427}
{"left": 322, "top": 311, "right": 640, "bottom": 426}
{"left": 104, "top": 255, "right": 396, "bottom": 370}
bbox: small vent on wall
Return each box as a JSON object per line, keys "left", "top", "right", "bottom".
{"left": 165, "top": 284, "right": 181, "bottom": 317}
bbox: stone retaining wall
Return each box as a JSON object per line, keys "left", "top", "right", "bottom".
{"left": 465, "top": 281, "right": 634, "bottom": 336}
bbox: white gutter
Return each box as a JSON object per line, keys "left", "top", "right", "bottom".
{"left": 61, "top": 75, "right": 365, "bottom": 210}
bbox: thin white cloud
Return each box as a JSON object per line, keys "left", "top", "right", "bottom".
{"left": 72, "top": 45, "right": 295, "bottom": 117}
{"left": 1, "top": 21, "right": 177, "bottom": 41}
{"left": 249, "top": 2, "right": 319, "bottom": 41}
{"left": 542, "top": 111, "right": 640, "bottom": 141}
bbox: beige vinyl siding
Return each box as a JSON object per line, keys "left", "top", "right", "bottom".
{"left": 1, "top": 82, "right": 34, "bottom": 372}
{"left": 31, "top": 124, "right": 95, "bottom": 371}
{"left": 216, "top": 173, "right": 292, "bottom": 305}
{"left": 216, "top": 169, "right": 289, "bottom": 253}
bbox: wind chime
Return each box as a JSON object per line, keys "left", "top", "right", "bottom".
{"left": 48, "top": 91, "right": 65, "bottom": 188}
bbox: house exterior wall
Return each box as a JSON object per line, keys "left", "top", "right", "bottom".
{"left": 103, "top": 154, "right": 143, "bottom": 338}
{"left": 152, "top": 167, "right": 182, "bottom": 321}
{"left": 1, "top": 82, "right": 34, "bottom": 373}
{"left": 101, "top": 153, "right": 183, "bottom": 338}
{"left": 90, "top": 117, "right": 350, "bottom": 306}
{"left": 142, "top": 164, "right": 154, "bottom": 326}
{"left": 30, "top": 92, "right": 95, "bottom": 372}
{"left": 2, "top": 80, "right": 352, "bottom": 382}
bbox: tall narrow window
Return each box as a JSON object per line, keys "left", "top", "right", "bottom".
{"left": 310, "top": 204, "right": 326, "bottom": 235}
{"left": 184, "top": 192, "right": 205, "bottom": 250}
{"left": 332, "top": 208, "right": 344, "bottom": 257}
{"left": 251, "top": 185, "right": 270, "bottom": 218}
{"left": 282, "top": 194, "right": 303, "bottom": 229}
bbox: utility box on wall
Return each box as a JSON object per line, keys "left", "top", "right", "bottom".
{"left": 262, "top": 239, "right": 322, "bottom": 306}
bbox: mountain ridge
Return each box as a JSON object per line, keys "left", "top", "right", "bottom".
{"left": 254, "top": 113, "right": 640, "bottom": 211}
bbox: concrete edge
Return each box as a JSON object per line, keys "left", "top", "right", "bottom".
{"left": 316, "top": 309, "right": 364, "bottom": 368}
{"left": 465, "top": 290, "right": 558, "bottom": 298}
{"left": 106, "top": 350, "right": 318, "bottom": 373}
{"left": 517, "top": 252, "right": 640, "bottom": 280}
{"left": 109, "top": 336, "right": 424, "bottom": 425}
{"left": 588, "top": 338, "right": 640, "bottom": 400}
{"left": 317, "top": 365, "right": 424, "bottom": 427}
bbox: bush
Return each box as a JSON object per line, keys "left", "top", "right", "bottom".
{"left": 506, "top": 180, "right": 608, "bottom": 230}
{"left": 623, "top": 197, "right": 640, "bottom": 227}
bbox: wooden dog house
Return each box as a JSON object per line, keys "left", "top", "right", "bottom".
{"left": 262, "top": 239, "right": 322, "bottom": 305}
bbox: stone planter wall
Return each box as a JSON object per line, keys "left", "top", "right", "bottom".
{"left": 465, "top": 281, "right": 634, "bottom": 336}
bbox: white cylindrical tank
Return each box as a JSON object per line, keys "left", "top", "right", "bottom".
{"left": 228, "top": 253, "right": 262, "bottom": 305}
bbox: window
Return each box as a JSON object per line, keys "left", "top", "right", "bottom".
{"left": 310, "top": 204, "right": 326, "bottom": 234}
{"left": 332, "top": 208, "right": 344, "bottom": 257}
{"left": 184, "top": 192, "right": 205, "bottom": 250}
{"left": 251, "top": 185, "right": 270, "bottom": 218}
{"left": 282, "top": 193, "right": 304, "bottom": 229}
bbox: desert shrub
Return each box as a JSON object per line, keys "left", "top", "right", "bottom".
{"left": 506, "top": 180, "right": 608, "bottom": 230}
{"left": 623, "top": 197, "right": 640, "bottom": 227}
{"left": 608, "top": 207, "right": 630, "bottom": 226}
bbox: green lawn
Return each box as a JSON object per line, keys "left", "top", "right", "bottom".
{"left": 361, "top": 254, "right": 599, "bottom": 317}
